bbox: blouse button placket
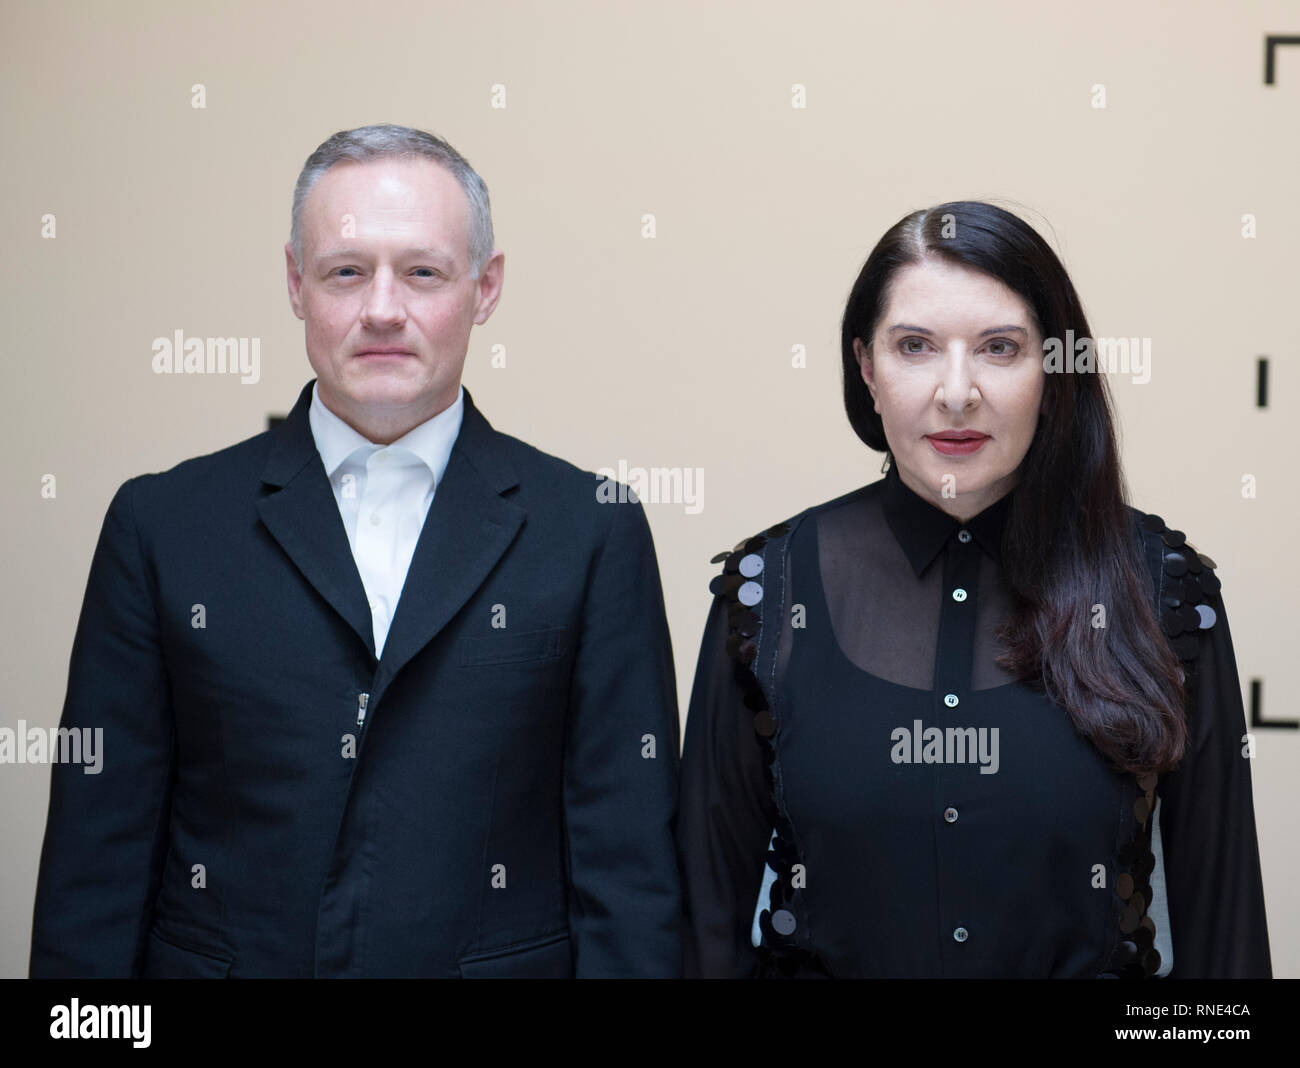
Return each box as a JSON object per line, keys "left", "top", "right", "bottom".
{"left": 935, "top": 525, "right": 983, "bottom": 972}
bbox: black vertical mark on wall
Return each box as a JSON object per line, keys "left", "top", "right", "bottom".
{"left": 1264, "top": 36, "right": 1300, "bottom": 84}
{"left": 1250, "top": 37, "right": 1296, "bottom": 741}
{"left": 1251, "top": 678, "right": 1298, "bottom": 729}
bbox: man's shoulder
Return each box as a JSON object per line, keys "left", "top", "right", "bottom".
{"left": 471, "top": 420, "right": 646, "bottom": 526}
{"left": 123, "top": 425, "right": 276, "bottom": 502}
{"left": 475, "top": 422, "right": 595, "bottom": 488}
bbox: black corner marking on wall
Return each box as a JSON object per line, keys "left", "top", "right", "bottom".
{"left": 1264, "top": 35, "right": 1300, "bottom": 85}
{"left": 1251, "top": 679, "right": 1297, "bottom": 730}
{"left": 1256, "top": 357, "right": 1268, "bottom": 408}
{"left": 268, "top": 414, "right": 286, "bottom": 430}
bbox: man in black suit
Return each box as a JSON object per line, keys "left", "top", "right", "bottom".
{"left": 29, "top": 124, "right": 682, "bottom": 977}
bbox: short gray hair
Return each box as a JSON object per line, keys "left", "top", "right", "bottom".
{"left": 290, "top": 124, "right": 494, "bottom": 279}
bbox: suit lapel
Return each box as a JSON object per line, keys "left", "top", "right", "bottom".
{"left": 256, "top": 380, "right": 377, "bottom": 656}
{"left": 256, "top": 379, "right": 527, "bottom": 686}
{"left": 375, "top": 387, "right": 525, "bottom": 688}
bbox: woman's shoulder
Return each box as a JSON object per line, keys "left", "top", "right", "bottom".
{"left": 1126, "top": 504, "right": 1222, "bottom": 585}
{"left": 1126, "top": 504, "right": 1224, "bottom": 668}
{"left": 707, "top": 481, "right": 885, "bottom": 567}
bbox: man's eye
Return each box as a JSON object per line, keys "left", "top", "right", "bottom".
{"left": 413, "top": 268, "right": 438, "bottom": 278}
{"left": 334, "top": 267, "right": 359, "bottom": 278}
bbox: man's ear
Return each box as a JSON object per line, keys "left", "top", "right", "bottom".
{"left": 285, "top": 243, "right": 306, "bottom": 322}
{"left": 473, "top": 249, "right": 506, "bottom": 325}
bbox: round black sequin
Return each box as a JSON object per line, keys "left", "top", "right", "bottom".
{"left": 1112, "top": 940, "right": 1139, "bottom": 967}
{"left": 771, "top": 909, "right": 797, "bottom": 935}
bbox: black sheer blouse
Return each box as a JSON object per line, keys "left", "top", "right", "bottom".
{"left": 677, "top": 463, "right": 1272, "bottom": 978}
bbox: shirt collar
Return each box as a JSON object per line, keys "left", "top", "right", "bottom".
{"left": 881, "top": 461, "right": 1013, "bottom": 577}
{"left": 308, "top": 380, "right": 465, "bottom": 487}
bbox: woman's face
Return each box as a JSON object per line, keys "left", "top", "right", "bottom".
{"left": 853, "top": 256, "right": 1046, "bottom": 522}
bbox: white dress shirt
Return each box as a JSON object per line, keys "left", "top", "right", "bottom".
{"left": 308, "top": 381, "right": 464, "bottom": 658}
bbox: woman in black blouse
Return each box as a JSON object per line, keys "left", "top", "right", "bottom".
{"left": 677, "top": 200, "right": 1271, "bottom": 979}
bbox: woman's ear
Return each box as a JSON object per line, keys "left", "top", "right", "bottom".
{"left": 853, "top": 337, "right": 880, "bottom": 413}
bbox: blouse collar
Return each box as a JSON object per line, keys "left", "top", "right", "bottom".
{"left": 881, "top": 460, "right": 1014, "bottom": 577}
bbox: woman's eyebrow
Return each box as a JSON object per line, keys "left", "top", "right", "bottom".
{"left": 886, "top": 323, "right": 1029, "bottom": 336}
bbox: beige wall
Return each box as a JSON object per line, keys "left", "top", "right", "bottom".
{"left": 3, "top": 0, "right": 1296, "bottom": 977}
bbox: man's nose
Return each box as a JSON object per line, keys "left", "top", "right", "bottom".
{"left": 360, "top": 270, "right": 405, "bottom": 327}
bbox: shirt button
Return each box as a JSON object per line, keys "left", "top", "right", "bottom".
{"left": 953, "top": 926, "right": 969, "bottom": 943}
{"left": 957, "top": 529, "right": 972, "bottom": 543}
{"left": 944, "top": 693, "right": 959, "bottom": 708}
{"left": 943, "top": 807, "right": 959, "bottom": 823}
{"left": 370, "top": 512, "right": 382, "bottom": 526}
{"left": 952, "top": 588, "right": 967, "bottom": 602}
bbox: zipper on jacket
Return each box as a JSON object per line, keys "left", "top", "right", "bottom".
{"left": 356, "top": 692, "right": 369, "bottom": 729}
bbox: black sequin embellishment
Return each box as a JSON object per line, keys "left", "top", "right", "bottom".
{"left": 707, "top": 521, "right": 825, "bottom": 977}
{"left": 1100, "top": 511, "right": 1219, "bottom": 979}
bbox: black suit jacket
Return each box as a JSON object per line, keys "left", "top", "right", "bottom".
{"left": 30, "top": 380, "right": 682, "bottom": 977}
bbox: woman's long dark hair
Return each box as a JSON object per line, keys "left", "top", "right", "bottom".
{"left": 841, "top": 200, "right": 1187, "bottom": 776}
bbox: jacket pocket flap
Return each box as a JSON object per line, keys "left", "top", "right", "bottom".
{"left": 459, "top": 626, "right": 567, "bottom": 667}
{"left": 458, "top": 931, "right": 572, "bottom": 978}
{"left": 142, "top": 931, "right": 232, "bottom": 978}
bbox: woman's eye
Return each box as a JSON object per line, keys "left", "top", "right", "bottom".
{"left": 986, "top": 339, "right": 1018, "bottom": 356}
{"left": 900, "top": 337, "right": 927, "bottom": 355}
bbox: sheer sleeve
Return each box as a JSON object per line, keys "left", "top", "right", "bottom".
{"left": 677, "top": 593, "right": 777, "bottom": 978}
{"left": 1157, "top": 583, "right": 1272, "bottom": 977}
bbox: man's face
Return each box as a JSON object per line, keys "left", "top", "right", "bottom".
{"left": 286, "top": 157, "right": 504, "bottom": 442}
{"left": 853, "top": 256, "right": 1046, "bottom": 520}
